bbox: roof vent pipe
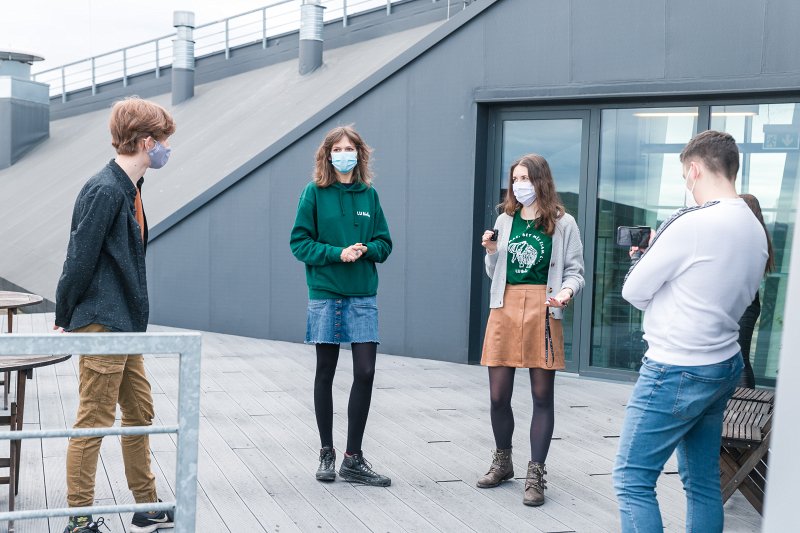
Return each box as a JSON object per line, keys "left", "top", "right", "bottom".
{"left": 299, "top": 0, "right": 325, "bottom": 75}
{"left": 172, "top": 11, "right": 195, "bottom": 105}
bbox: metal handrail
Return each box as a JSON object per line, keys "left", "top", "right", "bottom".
{"left": 0, "top": 332, "right": 202, "bottom": 533}
{"left": 31, "top": 0, "right": 421, "bottom": 100}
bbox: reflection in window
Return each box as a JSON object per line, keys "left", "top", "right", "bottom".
{"left": 712, "top": 104, "right": 800, "bottom": 386}
{"left": 591, "top": 108, "right": 697, "bottom": 371}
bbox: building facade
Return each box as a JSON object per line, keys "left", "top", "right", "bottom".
{"left": 146, "top": 0, "right": 798, "bottom": 385}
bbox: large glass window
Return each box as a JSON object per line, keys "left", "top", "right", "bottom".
{"left": 712, "top": 103, "right": 800, "bottom": 386}
{"left": 591, "top": 107, "right": 698, "bottom": 371}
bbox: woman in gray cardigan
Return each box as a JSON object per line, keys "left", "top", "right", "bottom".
{"left": 476, "top": 154, "right": 585, "bottom": 507}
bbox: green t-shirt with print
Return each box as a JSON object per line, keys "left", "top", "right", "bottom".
{"left": 506, "top": 211, "right": 553, "bottom": 285}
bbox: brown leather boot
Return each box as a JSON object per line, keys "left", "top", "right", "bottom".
{"left": 523, "top": 461, "right": 547, "bottom": 506}
{"left": 476, "top": 448, "right": 514, "bottom": 488}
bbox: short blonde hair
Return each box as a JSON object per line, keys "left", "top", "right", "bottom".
{"left": 109, "top": 97, "right": 176, "bottom": 155}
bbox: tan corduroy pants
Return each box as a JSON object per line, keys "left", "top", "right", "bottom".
{"left": 66, "top": 324, "right": 157, "bottom": 507}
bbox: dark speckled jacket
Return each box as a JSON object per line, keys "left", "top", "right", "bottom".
{"left": 55, "top": 160, "right": 149, "bottom": 332}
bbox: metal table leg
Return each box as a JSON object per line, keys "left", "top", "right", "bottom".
{"left": 8, "top": 401, "right": 16, "bottom": 533}
{"left": 3, "top": 309, "right": 12, "bottom": 410}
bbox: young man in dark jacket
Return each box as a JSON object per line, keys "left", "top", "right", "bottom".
{"left": 55, "top": 97, "right": 176, "bottom": 533}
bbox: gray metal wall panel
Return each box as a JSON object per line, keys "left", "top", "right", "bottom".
{"left": 207, "top": 174, "right": 271, "bottom": 337}
{"left": 666, "top": 0, "right": 765, "bottom": 79}
{"left": 0, "top": 100, "right": 10, "bottom": 168}
{"left": 0, "top": 99, "right": 48, "bottom": 168}
{"left": 400, "top": 27, "right": 485, "bottom": 362}
{"left": 11, "top": 100, "right": 49, "bottom": 164}
{"left": 571, "top": 0, "right": 666, "bottom": 82}
{"left": 763, "top": 0, "right": 800, "bottom": 74}
{"left": 267, "top": 154, "right": 310, "bottom": 344}
{"left": 484, "top": 0, "right": 570, "bottom": 88}
{"left": 147, "top": 214, "right": 211, "bottom": 332}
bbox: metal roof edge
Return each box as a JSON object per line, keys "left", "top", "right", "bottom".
{"left": 149, "top": 0, "right": 499, "bottom": 241}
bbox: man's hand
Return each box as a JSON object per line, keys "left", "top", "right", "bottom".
{"left": 629, "top": 230, "right": 657, "bottom": 259}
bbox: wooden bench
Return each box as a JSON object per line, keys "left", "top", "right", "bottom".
{"left": 720, "top": 387, "right": 774, "bottom": 515}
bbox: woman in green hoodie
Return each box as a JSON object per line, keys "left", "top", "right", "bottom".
{"left": 290, "top": 126, "right": 393, "bottom": 487}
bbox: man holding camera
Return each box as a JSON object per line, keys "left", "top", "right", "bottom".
{"left": 612, "top": 130, "right": 768, "bottom": 533}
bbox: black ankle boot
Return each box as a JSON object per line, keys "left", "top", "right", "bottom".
{"left": 316, "top": 446, "right": 336, "bottom": 481}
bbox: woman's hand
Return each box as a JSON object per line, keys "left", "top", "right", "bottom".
{"left": 481, "top": 230, "right": 498, "bottom": 254}
{"left": 545, "top": 288, "right": 573, "bottom": 308}
{"left": 340, "top": 243, "right": 368, "bottom": 262}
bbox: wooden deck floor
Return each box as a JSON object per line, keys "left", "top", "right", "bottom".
{"left": 0, "top": 313, "right": 762, "bottom": 533}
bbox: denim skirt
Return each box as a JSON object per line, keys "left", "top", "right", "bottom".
{"left": 305, "top": 295, "right": 380, "bottom": 344}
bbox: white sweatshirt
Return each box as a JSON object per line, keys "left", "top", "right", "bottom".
{"left": 622, "top": 198, "right": 768, "bottom": 366}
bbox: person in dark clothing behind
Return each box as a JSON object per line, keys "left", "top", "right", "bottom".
{"left": 290, "top": 125, "right": 393, "bottom": 487}
{"left": 55, "top": 97, "right": 176, "bottom": 533}
{"left": 737, "top": 193, "right": 776, "bottom": 388}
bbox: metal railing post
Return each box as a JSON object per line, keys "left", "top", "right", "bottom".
{"left": 91, "top": 58, "right": 96, "bottom": 95}
{"left": 122, "top": 49, "right": 128, "bottom": 87}
{"left": 225, "top": 19, "right": 230, "bottom": 59}
{"left": 174, "top": 335, "right": 202, "bottom": 533}
{"left": 155, "top": 40, "right": 161, "bottom": 78}
{"left": 386, "top": 0, "right": 391, "bottom": 15}
{"left": 343, "top": 0, "right": 348, "bottom": 27}
{"left": 262, "top": 8, "right": 268, "bottom": 48}
{"left": 61, "top": 67, "right": 66, "bottom": 103}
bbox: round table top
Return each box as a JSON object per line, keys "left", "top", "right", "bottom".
{"left": 0, "top": 354, "right": 71, "bottom": 372}
{"left": 0, "top": 291, "right": 44, "bottom": 310}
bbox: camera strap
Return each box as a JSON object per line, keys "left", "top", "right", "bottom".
{"left": 544, "top": 310, "right": 555, "bottom": 368}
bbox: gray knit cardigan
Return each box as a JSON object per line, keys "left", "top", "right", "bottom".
{"left": 485, "top": 212, "right": 585, "bottom": 319}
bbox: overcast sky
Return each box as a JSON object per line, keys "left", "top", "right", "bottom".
{"left": 1, "top": 0, "right": 285, "bottom": 71}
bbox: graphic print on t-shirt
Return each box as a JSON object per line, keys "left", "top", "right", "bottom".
{"left": 508, "top": 233, "right": 546, "bottom": 274}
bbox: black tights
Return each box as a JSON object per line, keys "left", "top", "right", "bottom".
{"left": 488, "top": 366, "right": 555, "bottom": 463}
{"left": 314, "top": 342, "right": 377, "bottom": 454}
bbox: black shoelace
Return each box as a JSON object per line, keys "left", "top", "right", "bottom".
{"left": 354, "top": 455, "right": 377, "bottom": 474}
{"left": 320, "top": 450, "right": 335, "bottom": 469}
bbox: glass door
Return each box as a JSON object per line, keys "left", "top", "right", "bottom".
{"left": 479, "top": 110, "right": 591, "bottom": 372}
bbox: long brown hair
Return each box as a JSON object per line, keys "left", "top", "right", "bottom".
{"left": 501, "top": 154, "right": 564, "bottom": 235}
{"left": 313, "top": 125, "right": 373, "bottom": 188}
{"left": 740, "top": 193, "right": 776, "bottom": 274}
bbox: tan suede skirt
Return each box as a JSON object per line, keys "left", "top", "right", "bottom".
{"left": 481, "top": 284, "right": 565, "bottom": 369}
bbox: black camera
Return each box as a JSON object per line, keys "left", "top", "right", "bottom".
{"left": 616, "top": 226, "right": 652, "bottom": 248}
{"left": 490, "top": 229, "right": 498, "bottom": 242}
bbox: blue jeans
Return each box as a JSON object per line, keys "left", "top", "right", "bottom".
{"left": 613, "top": 354, "right": 743, "bottom": 533}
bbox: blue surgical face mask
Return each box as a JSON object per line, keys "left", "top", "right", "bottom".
{"left": 331, "top": 151, "right": 357, "bottom": 174}
{"left": 147, "top": 139, "right": 172, "bottom": 169}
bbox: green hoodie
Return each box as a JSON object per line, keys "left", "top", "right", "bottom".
{"left": 290, "top": 181, "right": 392, "bottom": 299}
